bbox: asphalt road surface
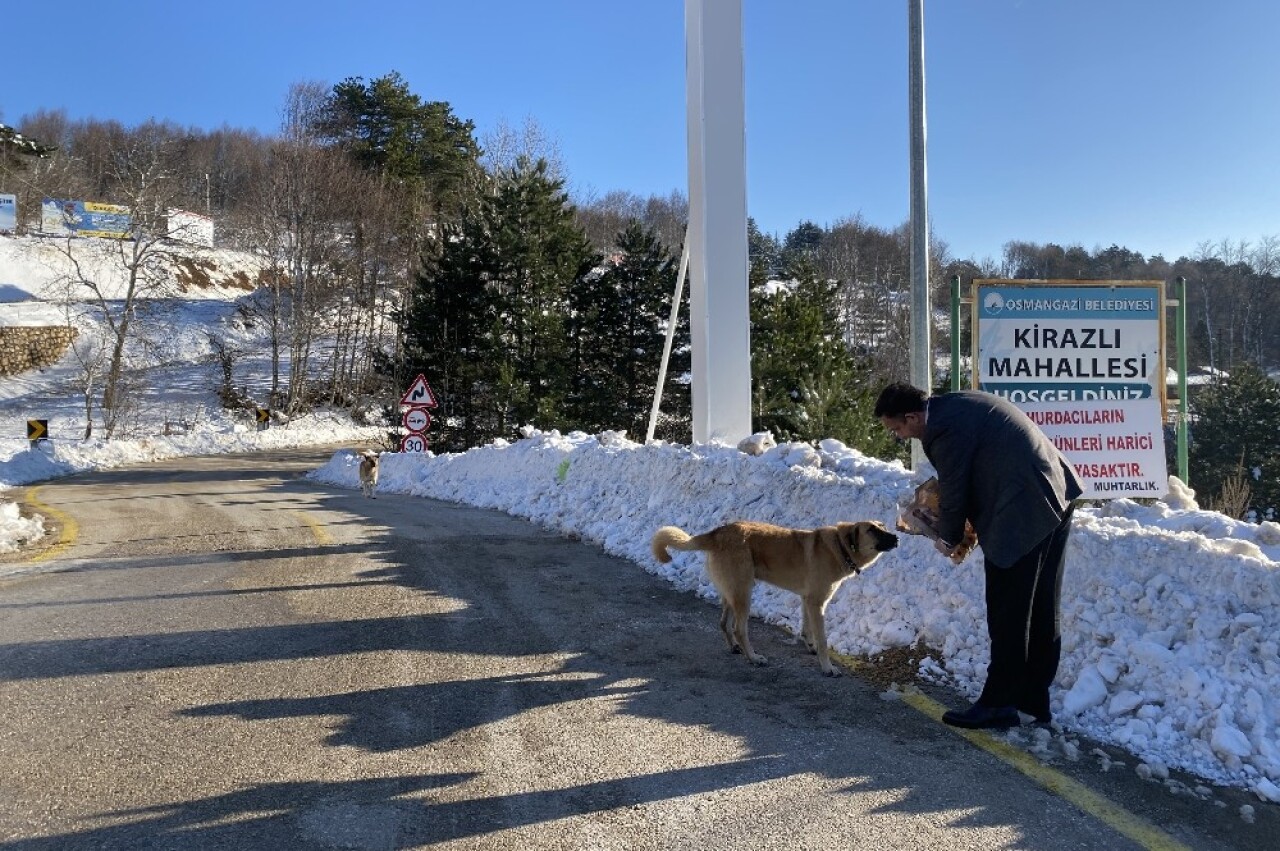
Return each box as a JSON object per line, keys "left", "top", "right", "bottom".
{"left": 0, "top": 448, "right": 1274, "bottom": 850}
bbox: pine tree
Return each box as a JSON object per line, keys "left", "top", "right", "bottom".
{"left": 0, "top": 123, "right": 57, "bottom": 165}
{"left": 486, "top": 158, "right": 599, "bottom": 432}
{"left": 747, "top": 217, "right": 781, "bottom": 282}
{"left": 1189, "top": 364, "right": 1280, "bottom": 520}
{"left": 779, "top": 220, "right": 824, "bottom": 271}
{"left": 567, "top": 221, "right": 687, "bottom": 439}
{"left": 317, "top": 71, "right": 481, "bottom": 219}
{"left": 399, "top": 201, "right": 501, "bottom": 450}
{"left": 750, "top": 258, "right": 906, "bottom": 461}
{"left": 398, "top": 158, "right": 598, "bottom": 449}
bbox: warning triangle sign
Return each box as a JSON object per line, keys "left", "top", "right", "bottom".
{"left": 400, "top": 374, "right": 438, "bottom": 407}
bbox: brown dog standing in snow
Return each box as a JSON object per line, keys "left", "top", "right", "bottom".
{"left": 651, "top": 519, "right": 898, "bottom": 675}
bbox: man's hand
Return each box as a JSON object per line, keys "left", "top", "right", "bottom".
{"left": 933, "top": 537, "right": 966, "bottom": 565}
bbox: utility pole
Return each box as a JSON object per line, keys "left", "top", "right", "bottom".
{"left": 908, "top": 0, "right": 931, "bottom": 470}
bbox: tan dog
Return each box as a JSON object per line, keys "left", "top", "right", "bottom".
{"left": 357, "top": 450, "right": 379, "bottom": 498}
{"left": 651, "top": 520, "right": 898, "bottom": 675}
{"left": 895, "top": 477, "right": 978, "bottom": 564}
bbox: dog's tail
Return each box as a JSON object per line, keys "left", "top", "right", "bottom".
{"left": 652, "top": 525, "right": 714, "bottom": 563}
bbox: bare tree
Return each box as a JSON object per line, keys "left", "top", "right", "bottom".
{"left": 811, "top": 217, "right": 912, "bottom": 385}
{"left": 53, "top": 127, "right": 192, "bottom": 438}
{"left": 2, "top": 114, "right": 71, "bottom": 233}
{"left": 326, "top": 170, "right": 402, "bottom": 407}
{"left": 1189, "top": 238, "right": 1272, "bottom": 372}
{"left": 1251, "top": 235, "right": 1279, "bottom": 277}
{"left": 60, "top": 307, "right": 110, "bottom": 440}
{"left": 573, "top": 188, "right": 687, "bottom": 254}
{"left": 239, "top": 83, "right": 368, "bottom": 413}
{"left": 481, "top": 115, "right": 566, "bottom": 182}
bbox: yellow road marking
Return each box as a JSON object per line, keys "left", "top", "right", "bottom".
{"left": 22, "top": 486, "right": 78, "bottom": 563}
{"left": 291, "top": 510, "right": 334, "bottom": 545}
{"left": 832, "top": 652, "right": 1191, "bottom": 851}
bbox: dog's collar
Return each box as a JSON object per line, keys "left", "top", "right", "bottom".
{"left": 837, "top": 533, "right": 861, "bottom": 573}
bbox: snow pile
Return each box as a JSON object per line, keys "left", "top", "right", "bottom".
{"left": 0, "top": 500, "right": 44, "bottom": 553}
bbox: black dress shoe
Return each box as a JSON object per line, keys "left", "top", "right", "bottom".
{"left": 942, "top": 703, "right": 1020, "bottom": 730}
{"left": 1016, "top": 695, "right": 1051, "bottom": 724}
{"left": 1017, "top": 705, "right": 1052, "bottom": 725}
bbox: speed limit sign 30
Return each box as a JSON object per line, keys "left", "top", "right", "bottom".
{"left": 400, "top": 434, "right": 429, "bottom": 453}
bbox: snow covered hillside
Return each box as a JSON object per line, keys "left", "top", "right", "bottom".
{"left": 0, "top": 233, "right": 263, "bottom": 304}
{"left": 0, "top": 233, "right": 385, "bottom": 447}
{"left": 0, "top": 232, "right": 384, "bottom": 480}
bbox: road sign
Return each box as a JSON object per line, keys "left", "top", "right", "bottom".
{"left": 400, "top": 434, "right": 428, "bottom": 453}
{"left": 973, "top": 280, "right": 1168, "bottom": 499}
{"left": 403, "top": 407, "right": 431, "bottom": 433}
{"left": 255, "top": 408, "right": 271, "bottom": 430}
{"left": 27, "top": 419, "right": 48, "bottom": 449}
{"left": 400, "top": 374, "right": 438, "bottom": 407}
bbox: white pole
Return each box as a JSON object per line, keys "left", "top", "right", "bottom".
{"left": 685, "top": 0, "right": 752, "bottom": 446}
{"left": 646, "top": 234, "right": 691, "bottom": 444}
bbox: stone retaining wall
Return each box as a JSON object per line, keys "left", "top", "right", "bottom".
{"left": 0, "top": 326, "right": 79, "bottom": 376}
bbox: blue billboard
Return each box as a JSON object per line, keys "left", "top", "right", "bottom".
{"left": 41, "top": 199, "right": 133, "bottom": 239}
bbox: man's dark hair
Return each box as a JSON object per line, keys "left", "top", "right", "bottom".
{"left": 874, "top": 382, "right": 928, "bottom": 418}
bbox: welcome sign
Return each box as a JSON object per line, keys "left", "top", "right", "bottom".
{"left": 976, "top": 283, "right": 1162, "bottom": 401}
{"left": 973, "top": 280, "right": 1168, "bottom": 498}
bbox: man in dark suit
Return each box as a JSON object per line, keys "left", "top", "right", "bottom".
{"left": 875, "top": 383, "right": 1083, "bottom": 730}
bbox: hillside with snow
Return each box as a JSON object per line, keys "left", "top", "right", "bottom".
{"left": 0, "top": 233, "right": 264, "bottom": 305}
{"left": 0, "top": 232, "right": 385, "bottom": 445}
{"left": 0, "top": 232, "right": 384, "bottom": 463}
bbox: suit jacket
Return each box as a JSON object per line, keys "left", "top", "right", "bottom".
{"left": 922, "top": 391, "right": 1083, "bottom": 567}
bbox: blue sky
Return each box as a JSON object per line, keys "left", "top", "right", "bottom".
{"left": 4, "top": 1, "right": 1277, "bottom": 263}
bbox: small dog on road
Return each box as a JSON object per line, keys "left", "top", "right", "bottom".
{"left": 357, "top": 450, "right": 379, "bottom": 498}
{"left": 651, "top": 519, "right": 898, "bottom": 676}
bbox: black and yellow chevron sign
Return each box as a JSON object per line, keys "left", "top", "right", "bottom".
{"left": 27, "top": 419, "right": 48, "bottom": 442}
{"left": 255, "top": 408, "right": 271, "bottom": 424}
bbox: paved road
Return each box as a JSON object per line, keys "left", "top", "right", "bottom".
{"left": 0, "top": 448, "right": 1272, "bottom": 850}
